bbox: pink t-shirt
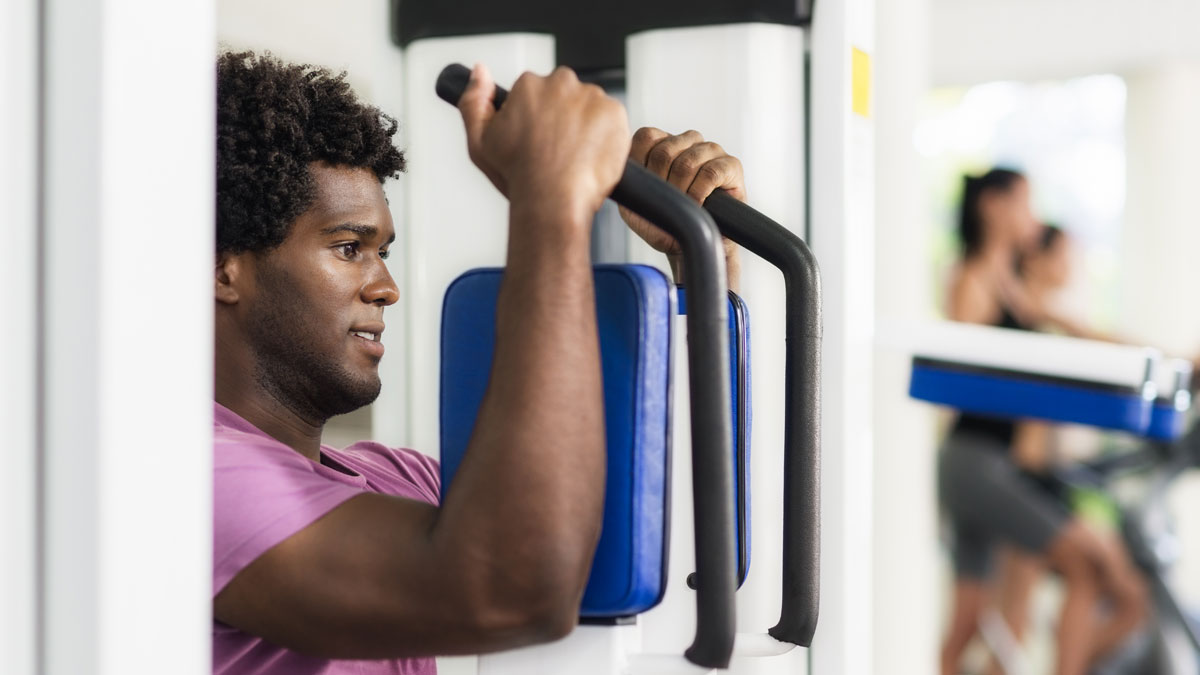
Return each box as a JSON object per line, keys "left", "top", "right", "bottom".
{"left": 213, "top": 402, "right": 440, "bottom": 675}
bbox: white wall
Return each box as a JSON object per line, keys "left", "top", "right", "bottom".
{"left": 931, "top": 0, "right": 1200, "bottom": 87}
{"left": 1122, "top": 63, "right": 1200, "bottom": 605}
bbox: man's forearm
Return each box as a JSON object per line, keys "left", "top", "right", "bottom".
{"left": 433, "top": 198, "right": 606, "bottom": 607}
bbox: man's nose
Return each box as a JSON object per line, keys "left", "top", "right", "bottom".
{"left": 362, "top": 260, "right": 399, "bottom": 306}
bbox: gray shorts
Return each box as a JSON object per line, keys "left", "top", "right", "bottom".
{"left": 938, "top": 430, "right": 1069, "bottom": 579}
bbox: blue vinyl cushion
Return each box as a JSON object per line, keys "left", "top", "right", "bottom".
{"left": 440, "top": 266, "right": 674, "bottom": 617}
{"left": 909, "top": 359, "right": 1152, "bottom": 435}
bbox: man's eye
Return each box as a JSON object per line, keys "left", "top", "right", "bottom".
{"left": 379, "top": 249, "right": 391, "bottom": 261}
{"left": 337, "top": 242, "right": 360, "bottom": 259}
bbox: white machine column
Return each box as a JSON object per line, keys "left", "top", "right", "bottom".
{"left": 626, "top": 22, "right": 808, "bottom": 675}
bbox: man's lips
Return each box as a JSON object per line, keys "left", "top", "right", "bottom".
{"left": 349, "top": 322, "right": 385, "bottom": 358}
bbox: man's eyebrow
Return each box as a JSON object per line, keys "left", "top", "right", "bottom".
{"left": 320, "top": 223, "right": 396, "bottom": 245}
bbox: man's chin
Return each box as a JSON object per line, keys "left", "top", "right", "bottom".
{"left": 320, "top": 375, "right": 382, "bottom": 418}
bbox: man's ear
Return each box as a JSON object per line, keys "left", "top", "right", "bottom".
{"left": 215, "top": 252, "right": 244, "bottom": 305}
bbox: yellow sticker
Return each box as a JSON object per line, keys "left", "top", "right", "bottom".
{"left": 852, "top": 47, "right": 871, "bottom": 118}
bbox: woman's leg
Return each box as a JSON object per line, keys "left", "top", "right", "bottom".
{"left": 1087, "top": 530, "right": 1148, "bottom": 660}
{"left": 1043, "top": 518, "right": 1151, "bottom": 675}
{"left": 985, "top": 547, "right": 1045, "bottom": 675}
{"left": 942, "top": 578, "right": 988, "bottom": 675}
{"left": 996, "top": 546, "right": 1045, "bottom": 643}
{"left": 1044, "top": 521, "right": 1104, "bottom": 675}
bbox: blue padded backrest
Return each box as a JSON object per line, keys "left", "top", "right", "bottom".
{"left": 441, "top": 265, "right": 674, "bottom": 617}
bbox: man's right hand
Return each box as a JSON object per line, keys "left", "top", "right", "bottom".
{"left": 458, "top": 64, "right": 630, "bottom": 228}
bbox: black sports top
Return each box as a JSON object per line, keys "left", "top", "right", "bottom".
{"left": 950, "top": 305, "right": 1029, "bottom": 447}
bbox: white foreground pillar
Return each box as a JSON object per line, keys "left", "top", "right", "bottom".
{"left": 40, "top": 1, "right": 215, "bottom": 673}
{"left": 0, "top": 0, "right": 40, "bottom": 672}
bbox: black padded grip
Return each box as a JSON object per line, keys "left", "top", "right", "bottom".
{"left": 703, "top": 192, "right": 822, "bottom": 647}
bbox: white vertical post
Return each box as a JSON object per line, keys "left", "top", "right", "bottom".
{"left": 810, "top": 0, "right": 876, "bottom": 673}
{"left": 626, "top": 23, "right": 808, "bottom": 674}
{"left": 399, "top": 35, "right": 556, "bottom": 455}
{"left": 40, "top": 0, "right": 215, "bottom": 673}
{"left": 1, "top": 0, "right": 40, "bottom": 672}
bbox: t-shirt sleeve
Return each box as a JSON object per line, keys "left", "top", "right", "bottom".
{"left": 212, "top": 432, "right": 367, "bottom": 596}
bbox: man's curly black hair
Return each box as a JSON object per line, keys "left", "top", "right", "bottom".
{"left": 216, "top": 51, "right": 406, "bottom": 254}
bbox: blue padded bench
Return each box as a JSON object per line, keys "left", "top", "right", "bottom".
{"left": 908, "top": 321, "right": 1161, "bottom": 435}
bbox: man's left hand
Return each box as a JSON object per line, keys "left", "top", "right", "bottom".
{"left": 620, "top": 127, "right": 745, "bottom": 287}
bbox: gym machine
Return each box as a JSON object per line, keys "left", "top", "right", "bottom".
{"left": 391, "top": 2, "right": 876, "bottom": 672}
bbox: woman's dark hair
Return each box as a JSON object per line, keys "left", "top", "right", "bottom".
{"left": 216, "top": 50, "right": 407, "bottom": 254}
{"left": 958, "top": 168, "right": 1025, "bottom": 258}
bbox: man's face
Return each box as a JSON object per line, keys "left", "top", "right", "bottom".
{"left": 238, "top": 163, "right": 398, "bottom": 421}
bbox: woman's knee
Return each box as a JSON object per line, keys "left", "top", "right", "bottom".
{"left": 1046, "top": 521, "right": 1104, "bottom": 583}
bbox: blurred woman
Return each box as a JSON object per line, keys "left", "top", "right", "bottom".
{"left": 986, "top": 225, "right": 1146, "bottom": 674}
{"left": 938, "top": 170, "right": 1146, "bottom": 675}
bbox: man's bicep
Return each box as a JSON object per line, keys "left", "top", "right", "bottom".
{"left": 213, "top": 492, "right": 462, "bottom": 659}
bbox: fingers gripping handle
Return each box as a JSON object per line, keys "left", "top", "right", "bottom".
{"left": 435, "top": 63, "right": 738, "bottom": 669}
{"left": 436, "top": 63, "right": 508, "bottom": 109}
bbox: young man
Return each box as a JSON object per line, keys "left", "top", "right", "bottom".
{"left": 212, "top": 51, "right": 745, "bottom": 674}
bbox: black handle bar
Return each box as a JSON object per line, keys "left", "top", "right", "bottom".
{"left": 435, "top": 63, "right": 737, "bottom": 669}
{"left": 702, "top": 196, "right": 822, "bottom": 647}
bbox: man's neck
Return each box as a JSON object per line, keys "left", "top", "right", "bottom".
{"left": 221, "top": 391, "right": 325, "bottom": 461}
{"left": 214, "top": 347, "right": 325, "bottom": 461}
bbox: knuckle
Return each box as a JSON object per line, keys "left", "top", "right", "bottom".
{"left": 682, "top": 129, "right": 705, "bottom": 143}
{"left": 513, "top": 71, "right": 537, "bottom": 89}
{"left": 672, "top": 152, "right": 700, "bottom": 177}
{"left": 698, "top": 162, "right": 724, "bottom": 182}
{"left": 633, "top": 126, "right": 666, "bottom": 142}
{"left": 647, "top": 143, "right": 674, "bottom": 169}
